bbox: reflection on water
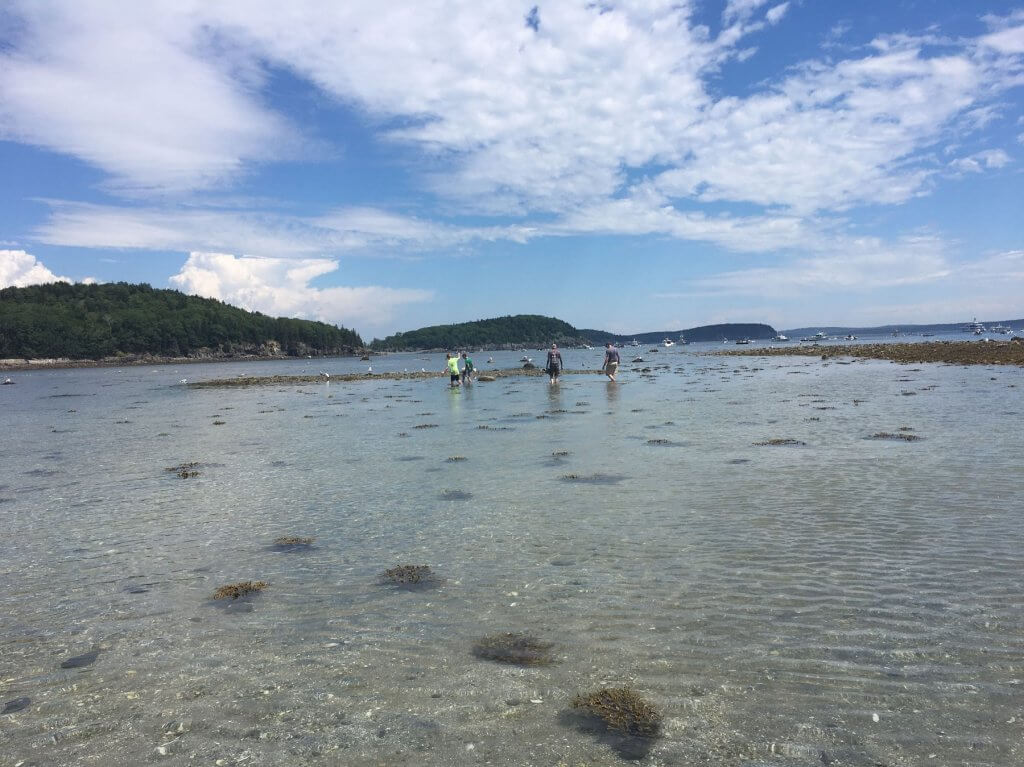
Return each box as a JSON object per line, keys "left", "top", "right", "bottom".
{"left": 0, "top": 349, "right": 1022, "bottom": 766}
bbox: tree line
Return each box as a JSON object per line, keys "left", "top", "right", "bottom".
{"left": 371, "top": 314, "right": 588, "bottom": 350}
{"left": 0, "top": 282, "right": 363, "bottom": 360}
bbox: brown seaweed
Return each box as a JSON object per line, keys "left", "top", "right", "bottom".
{"left": 471, "top": 632, "right": 555, "bottom": 666}
{"left": 571, "top": 687, "right": 662, "bottom": 738}
{"left": 381, "top": 564, "right": 437, "bottom": 587}
{"left": 212, "top": 581, "right": 268, "bottom": 600}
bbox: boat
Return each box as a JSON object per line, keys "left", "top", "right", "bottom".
{"left": 2, "top": 377, "right": 13, "bottom": 385}
{"left": 735, "top": 338, "right": 752, "bottom": 345}
{"left": 630, "top": 339, "right": 640, "bottom": 347}
{"left": 662, "top": 339, "right": 674, "bottom": 347}
{"left": 631, "top": 356, "right": 644, "bottom": 363}
{"left": 963, "top": 318, "right": 986, "bottom": 334}
{"left": 677, "top": 334, "right": 689, "bottom": 345}
{"left": 800, "top": 331, "right": 827, "bottom": 342}
{"left": 844, "top": 335, "right": 857, "bottom": 341}
{"left": 991, "top": 324, "right": 1011, "bottom": 334}
{"left": 772, "top": 334, "right": 789, "bottom": 342}
{"left": 520, "top": 355, "right": 532, "bottom": 362}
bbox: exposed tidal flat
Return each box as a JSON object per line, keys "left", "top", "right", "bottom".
{"left": 1, "top": 347, "right": 1022, "bottom": 766}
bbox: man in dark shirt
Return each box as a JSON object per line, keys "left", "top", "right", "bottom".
{"left": 545, "top": 343, "right": 564, "bottom": 384}
{"left": 603, "top": 343, "right": 620, "bottom": 381}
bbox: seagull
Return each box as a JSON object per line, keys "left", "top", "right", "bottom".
{"left": 367, "top": 366, "right": 373, "bottom": 373}
{"left": 179, "top": 378, "right": 187, "bottom": 384}
{"left": 319, "top": 371, "right": 329, "bottom": 379}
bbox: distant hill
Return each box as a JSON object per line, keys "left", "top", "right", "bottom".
{"left": 0, "top": 282, "right": 363, "bottom": 360}
{"left": 577, "top": 323, "right": 777, "bottom": 344}
{"left": 371, "top": 315, "right": 586, "bottom": 351}
{"left": 371, "top": 314, "right": 776, "bottom": 350}
{"left": 783, "top": 319, "right": 1024, "bottom": 337}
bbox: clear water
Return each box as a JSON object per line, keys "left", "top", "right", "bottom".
{"left": 1, "top": 346, "right": 1022, "bottom": 766}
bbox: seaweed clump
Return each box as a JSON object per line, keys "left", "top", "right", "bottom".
{"left": 213, "top": 581, "right": 267, "bottom": 600}
{"left": 571, "top": 687, "right": 663, "bottom": 737}
{"left": 382, "top": 564, "right": 437, "bottom": 587}
{"left": 165, "top": 462, "right": 201, "bottom": 478}
{"left": 753, "top": 438, "right": 806, "bottom": 446}
{"left": 472, "top": 632, "right": 555, "bottom": 666}
{"left": 273, "top": 536, "right": 315, "bottom": 548}
{"left": 869, "top": 432, "right": 923, "bottom": 442}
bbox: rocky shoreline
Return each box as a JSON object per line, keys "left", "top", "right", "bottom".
{"left": 719, "top": 338, "right": 1024, "bottom": 365}
{"left": 0, "top": 351, "right": 372, "bottom": 372}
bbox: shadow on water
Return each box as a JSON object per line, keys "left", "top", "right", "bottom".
{"left": 557, "top": 708, "right": 657, "bottom": 761}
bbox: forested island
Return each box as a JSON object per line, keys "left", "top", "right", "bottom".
{"left": 371, "top": 315, "right": 776, "bottom": 350}
{"left": 371, "top": 315, "right": 585, "bottom": 351}
{"left": 0, "top": 283, "right": 363, "bottom": 362}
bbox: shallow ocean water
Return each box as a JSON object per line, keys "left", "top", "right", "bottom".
{"left": 1, "top": 346, "right": 1022, "bottom": 766}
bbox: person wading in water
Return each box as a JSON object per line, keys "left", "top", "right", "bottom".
{"left": 546, "top": 343, "right": 564, "bottom": 385}
{"left": 603, "top": 343, "right": 620, "bottom": 382}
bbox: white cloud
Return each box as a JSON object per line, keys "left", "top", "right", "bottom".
{"left": 0, "top": 3, "right": 295, "bottom": 195}
{"left": 723, "top": 0, "right": 773, "bottom": 24}
{"left": 35, "top": 201, "right": 533, "bottom": 258}
{"left": 0, "top": 249, "right": 73, "bottom": 287}
{"left": 765, "top": 3, "right": 790, "bottom": 26}
{"left": 2, "top": 2, "right": 1021, "bottom": 275}
{"left": 168, "top": 251, "right": 432, "bottom": 334}
{"left": 950, "top": 148, "right": 1013, "bottom": 173}
{"left": 665, "top": 235, "right": 953, "bottom": 297}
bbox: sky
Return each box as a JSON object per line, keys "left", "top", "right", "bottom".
{"left": 1, "top": 1, "right": 1022, "bottom": 339}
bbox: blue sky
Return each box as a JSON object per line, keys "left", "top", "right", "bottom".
{"left": 1, "top": 1, "right": 1022, "bottom": 338}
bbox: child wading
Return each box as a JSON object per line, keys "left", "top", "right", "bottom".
{"left": 461, "top": 352, "right": 475, "bottom": 384}
{"left": 445, "top": 352, "right": 461, "bottom": 387}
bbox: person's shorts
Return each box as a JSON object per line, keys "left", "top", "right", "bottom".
{"left": 547, "top": 366, "right": 560, "bottom": 377}
{"left": 605, "top": 361, "right": 619, "bottom": 374}
{"left": 450, "top": 373, "right": 460, "bottom": 383}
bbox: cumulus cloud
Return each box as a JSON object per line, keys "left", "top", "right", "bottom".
{"left": 168, "top": 252, "right": 432, "bottom": 333}
{"left": 0, "top": 249, "right": 73, "bottom": 287}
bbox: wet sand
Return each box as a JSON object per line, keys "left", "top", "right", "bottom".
{"left": 720, "top": 338, "right": 1024, "bottom": 365}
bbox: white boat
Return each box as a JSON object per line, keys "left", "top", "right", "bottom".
{"left": 2, "top": 377, "right": 13, "bottom": 385}
{"left": 735, "top": 338, "right": 752, "bottom": 345}
{"left": 520, "top": 355, "right": 531, "bottom": 362}
{"left": 800, "top": 331, "right": 827, "bottom": 342}
{"left": 844, "top": 335, "right": 857, "bottom": 341}
{"left": 662, "top": 339, "right": 674, "bottom": 347}
{"left": 772, "top": 334, "right": 789, "bottom": 342}
{"left": 677, "top": 335, "right": 689, "bottom": 345}
{"left": 963, "top": 318, "right": 986, "bottom": 334}
{"left": 630, "top": 339, "right": 640, "bottom": 347}
{"left": 991, "top": 324, "right": 1011, "bottom": 334}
